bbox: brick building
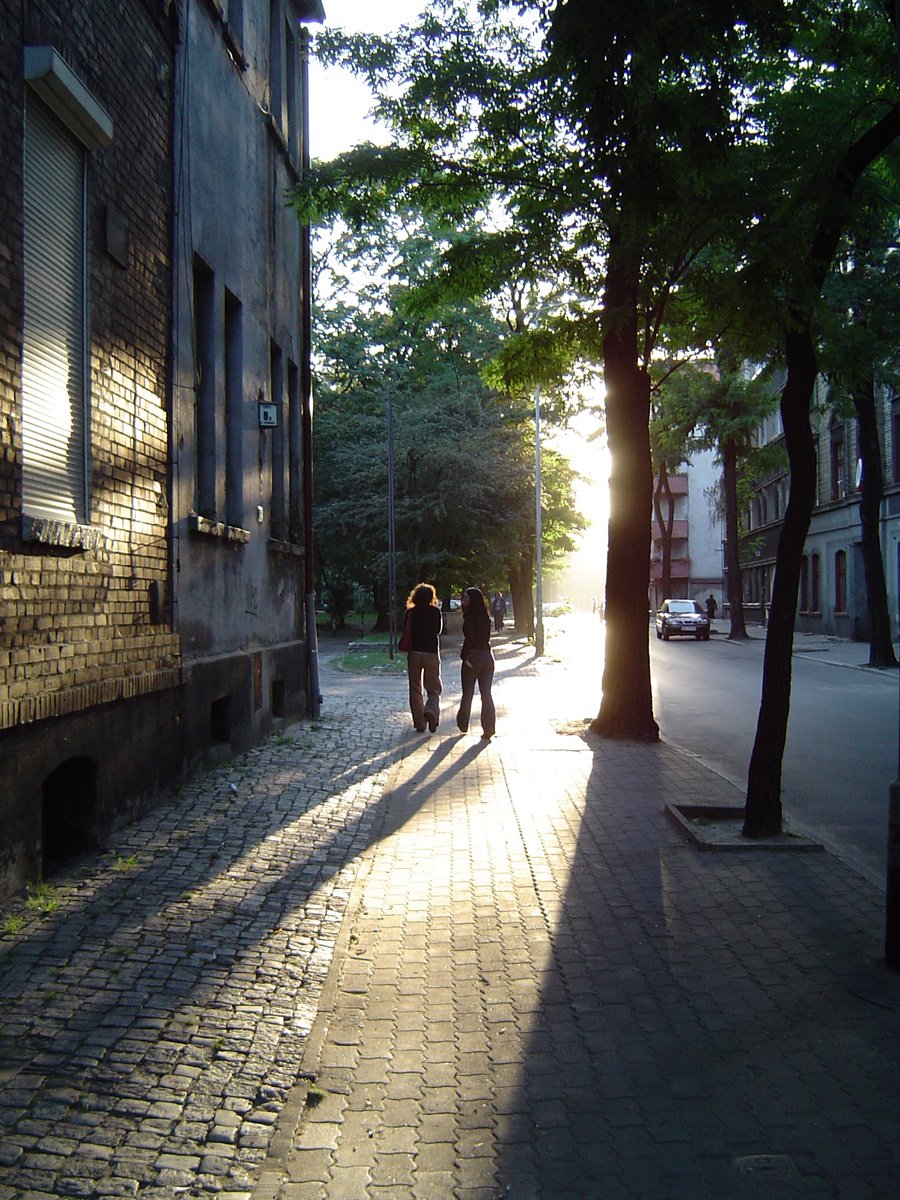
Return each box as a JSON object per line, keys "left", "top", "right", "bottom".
{"left": 0, "top": 0, "right": 323, "bottom": 902}
{"left": 0, "top": 0, "right": 180, "bottom": 899}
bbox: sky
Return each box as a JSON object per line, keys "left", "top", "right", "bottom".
{"left": 308, "top": 1, "right": 426, "bottom": 160}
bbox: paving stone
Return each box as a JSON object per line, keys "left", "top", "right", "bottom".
{"left": 3, "top": 629, "right": 900, "bottom": 1198}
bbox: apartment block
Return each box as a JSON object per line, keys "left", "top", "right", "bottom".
{"left": 0, "top": 0, "right": 323, "bottom": 902}
{"left": 650, "top": 449, "right": 724, "bottom": 612}
{"left": 0, "top": 0, "right": 180, "bottom": 897}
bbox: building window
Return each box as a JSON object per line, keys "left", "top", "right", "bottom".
{"left": 799, "top": 555, "right": 809, "bottom": 612}
{"left": 269, "top": 0, "right": 283, "bottom": 131}
{"left": 288, "top": 359, "right": 302, "bottom": 542}
{"left": 834, "top": 549, "right": 847, "bottom": 613}
{"left": 892, "top": 403, "right": 900, "bottom": 484}
{"left": 810, "top": 553, "right": 820, "bottom": 612}
{"left": 269, "top": 341, "right": 285, "bottom": 540}
{"left": 22, "top": 95, "right": 89, "bottom": 525}
{"left": 285, "top": 18, "right": 298, "bottom": 157}
{"left": 226, "top": 0, "right": 244, "bottom": 40}
{"left": 193, "top": 257, "right": 217, "bottom": 518}
{"left": 224, "top": 290, "right": 243, "bottom": 529}
{"left": 830, "top": 424, "right": 845, "bottom": 501}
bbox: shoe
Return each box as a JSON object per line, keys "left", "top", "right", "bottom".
{"left": 427, "top": 714, "right": 437, "bottom": 732}
{"left": 481, "top": 731, "right": 494, "bottom": 740}
{"left": 414, "top": 723, "right": 426, "bottom": 732}
{"left": 457, "top": 721, "right": 468, "bottom": 733}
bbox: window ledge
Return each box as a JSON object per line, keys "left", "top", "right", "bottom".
{"left": 268, "top": 538, "right": 303, "bottom": 557}
{"left": 22, "top": 514, "right": 100, "bottom": 551}
{"left": 189, "top": 513, "right": 250, "bottom": 544}
{"left": 24, "top": 46, "right": 113, "bottom": 149}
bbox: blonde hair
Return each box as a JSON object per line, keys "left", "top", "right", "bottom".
{"left": 406, "top": 582, "right": 439, "bottom": 609}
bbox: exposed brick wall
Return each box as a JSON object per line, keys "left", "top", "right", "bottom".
{"left": 0, "top": 0, "right": 181, "bottom": 733}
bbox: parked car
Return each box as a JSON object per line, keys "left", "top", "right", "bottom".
{"left": 655, "top": 599, "right": 711, "bottom": 641}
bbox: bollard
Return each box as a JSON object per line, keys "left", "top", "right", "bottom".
{"left": 886, "top": 778, "right": 900, "bottom": 970}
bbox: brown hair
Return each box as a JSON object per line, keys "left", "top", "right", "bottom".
{"left": 406, "top": 582, "right": 439, "bottom": 609}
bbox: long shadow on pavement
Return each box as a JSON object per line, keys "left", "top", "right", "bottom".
{"left": 491, "top": 729, "right": 900, "bottom": 1198}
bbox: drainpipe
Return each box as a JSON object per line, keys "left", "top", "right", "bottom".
{"left": 298, "top": 21, "right": 321, "bottom": 717}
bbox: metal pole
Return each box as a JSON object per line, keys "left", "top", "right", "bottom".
{"left": 534, "top": 382, "right": 544, "bottom": 657}
{"left": 299, "top": 26, "right": 321, "bottom": 717}
{"left": 387, "top": 391, "right": 397, "bottom": 658}
{"left": 886, "top": 657, "right": 900, "bottom": 968}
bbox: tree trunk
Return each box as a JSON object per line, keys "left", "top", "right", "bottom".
{"left": 369, "top": 577, "right": 390, "bottom": 633}
{"left": 744, "top": 102, "right": 900, "bottom": 837}
{"left": 508, "top": 547, "right": 534, "bottom": 637}
{"left": 722, "top": 436, "right": 749, "bottom": 640}
{"left": 653, "top": 464, "right": 674, "bottom": 602}
{"left": 744, "top": 325, "right": 818, "bottom": 837}
{"left": 854, "top": 376, "right": 898, "bottom": 668}
{"left": 592, "top": 231, "right": 659, "bottom": 741}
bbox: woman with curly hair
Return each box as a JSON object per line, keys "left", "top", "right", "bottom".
{"left": 401, "top": 582, "right": 443, "bottom": 732}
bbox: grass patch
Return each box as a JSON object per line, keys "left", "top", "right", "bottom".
{"left": 26, "top": 882, "right": 59, "bottom": 914}
{"left": 334, "top": 647, "right": 406, "bottom": 675}
{"left": 2, "top": 914, "right": 24, "bottom": 936}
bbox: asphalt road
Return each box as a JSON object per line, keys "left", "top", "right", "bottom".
{"left": 649, "top": 625, "right": 898, "bottom": 889}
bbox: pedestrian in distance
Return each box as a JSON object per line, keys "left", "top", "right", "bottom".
{"left": 490, "top": 590, "right": 507, "bottom": 633}
{"left": 401, "top": 582, "right": 442, "bottom": 733}
{"left": 456, "top": 586, "right": 496, "bottom": 740}
{"left": 705, "top": 593, "right": 718, "bottom": 622}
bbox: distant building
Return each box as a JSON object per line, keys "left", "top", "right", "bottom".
{"left": 650, "top": 448, "right": 724, "bottom": 611}
{"left": 739, "top": 381, "right": 900, "bottom": 639}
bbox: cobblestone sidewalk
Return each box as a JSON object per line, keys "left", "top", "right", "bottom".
{"left": 256, "top": 637, "right": 900, "bottom": 1200}
{"left": 0, "top": 688, "right": 406, "bottom": 1199}
{"left": 4, "top": 626, "right": 900, "bottom": 1200}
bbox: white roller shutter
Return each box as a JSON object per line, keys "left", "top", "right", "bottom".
{"left": 22, "top": 94, "right": 88, "bottom": 525}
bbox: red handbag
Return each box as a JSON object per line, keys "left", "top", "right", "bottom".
{"left": 398, "top": 612, "right": 412, "bottom": 652}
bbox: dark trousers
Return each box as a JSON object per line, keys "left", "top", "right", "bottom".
{"left": 457, "top": 659, "right": 495, "bottom": 736}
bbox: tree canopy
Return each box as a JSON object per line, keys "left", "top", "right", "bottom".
{"left": 311, "top": 221, "right": 584, "bottom": 627}
{"left": 299, "top": 0, "right": 899, "bottom": 788}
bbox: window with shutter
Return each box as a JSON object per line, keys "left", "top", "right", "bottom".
{"left": 22, "top": 94, "right": 88, "bottom": 525}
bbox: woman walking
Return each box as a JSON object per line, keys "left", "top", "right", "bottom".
{"left": 456, "top": 586, "right": 496, "bottom": 740}
{"left": 402, "top": 583, "right": 443, "bottom": 733}
{"left": 490, "top": 591, "right": 507, "bottom": 633}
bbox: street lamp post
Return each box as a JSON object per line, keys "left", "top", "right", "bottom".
{"left": 534, "top": 381, "right": 544, "bottom": 657}
{"left": 298, "top": 16, "right": 323, "bottom": 717}
{"left": 387, "top": 390, "right": 397, "bottom": 658}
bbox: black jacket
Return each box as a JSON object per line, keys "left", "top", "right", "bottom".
{"left": 407, "top": 604, "right": 442, "bottom": 653}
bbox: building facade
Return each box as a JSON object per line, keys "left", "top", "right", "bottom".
{"left": 171, "top": 0, "right": 321, "bottom": 778}
{"left": 0, "top": 0, "right": 322, "bottom": 902}
{"left": 650, "top": 448, "right": 724, "bottom": 612}
{"left": 0, "top": 0, "right": 181, "bottom": 898}
{"left": 739, "top": 382, "right": 900, "bottom": 639}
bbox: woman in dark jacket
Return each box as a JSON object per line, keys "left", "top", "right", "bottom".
{"left": 456, "top": 586, "right": 496, "bottom": 739}
{"left": 403, "top": 582, "right": 443, "bottom": 732}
